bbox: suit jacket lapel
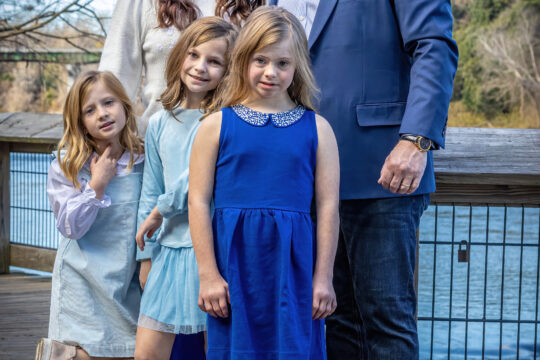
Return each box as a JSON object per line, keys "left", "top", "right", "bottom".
{"left": 308, "top": 0, "right": 337, "bottom": 49}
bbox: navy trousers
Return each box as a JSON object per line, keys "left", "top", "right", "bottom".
{"left": 326, "top": 195, "right": 429, "bottom": 359}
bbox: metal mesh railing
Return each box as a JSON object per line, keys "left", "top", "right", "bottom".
{"left": 8, "top": 152, "right": 540, "bottom": 358}
{"left": 418, "top": 204, "right": 540, "bottom": 359}
{"left": 10, "top": 152, "right": 59, "bottom": 249}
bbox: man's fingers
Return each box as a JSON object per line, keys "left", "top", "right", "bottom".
{"left": 407, "top": 177, "right": 421, "bottom": 194}
{"left": 399, "top": 176, "right": 414, "bottom": 194}
{"left": 388, "top": 175, "right": 402, "bottom": 193}
{"left": 378, "top": 168, "right": 392, "bottom": 190}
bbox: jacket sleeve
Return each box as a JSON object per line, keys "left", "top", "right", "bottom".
{"left": 136, "top": 115, "right": 164, "bottom": 260}
{"left": 98, "top": 0, "right": 145, "bottom": 103}
{"left": 47, "top": 159, "right": 111, "bottom": 240}
{"left": 393, "top": 0, "right": 459, "bottom": 148}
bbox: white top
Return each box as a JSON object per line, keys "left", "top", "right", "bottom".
{"left": 99, "top": 0, "right": 216, "bottom": 135}
{"left": 276, "top": 0, "right": 319, "bottom": 37}
{"left": 47, "top": 151, "right": 144, "bottom": 239}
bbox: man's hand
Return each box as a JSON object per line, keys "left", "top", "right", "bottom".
{"left": 378, "top": 140, "right": 427, "bottom": 194}
{"left": 139, "top": 259, "right": 152, "bottom": 290}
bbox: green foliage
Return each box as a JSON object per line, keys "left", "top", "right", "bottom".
{"left": 0, "top": 72, "right": 14, "bottom": 82}
{"left": 469, "top": 0, "right": 511, "bottom": 25}
{"left": 452, "top": 0, "right": 540, "bottom": 123}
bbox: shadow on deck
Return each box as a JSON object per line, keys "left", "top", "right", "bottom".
{"left": 0, "top": 272, "right": 51, "bottom": 360}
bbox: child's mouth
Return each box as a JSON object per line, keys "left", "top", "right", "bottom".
{"left": 100, "top": 121, "right": 114, "bottom": 130}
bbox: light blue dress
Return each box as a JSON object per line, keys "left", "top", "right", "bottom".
{"left": 137, "top": 108, "right": 207, "bottom": 334}
{"left": 47, "top": 152, "right": 143, "bottom": 357}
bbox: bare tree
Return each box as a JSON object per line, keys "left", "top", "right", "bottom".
{"left": 478, "top": 7, "right": 540, "bottom": 125}
{"left": 0, "top": 0, "right": 107, "bottom": 53}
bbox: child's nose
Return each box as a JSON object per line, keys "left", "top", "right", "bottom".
{"left": 194, "top": 59, "right": 207, "bottom": 73}
{"left": 97, "top": 105, "right": 108, "bottom": 119}
{"left": 264, "top": 64, "right": 277, "bottom": 77}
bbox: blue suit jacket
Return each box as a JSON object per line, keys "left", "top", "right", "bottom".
{"left": 273, "top": 0, "right": 458, "bottom": 199}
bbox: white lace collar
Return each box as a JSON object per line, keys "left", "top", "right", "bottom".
{"left": 231, "top": 104, "right": 306, "bottom": 127}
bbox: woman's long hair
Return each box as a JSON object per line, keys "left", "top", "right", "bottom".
{"left": 215, "top": 0, "right": 266, "bottom": 26}
{"left": 156, "top": 0, "right": 265, "bottom": 30}
{"left": 211, "top": 6, "right": 319, "bottom": 112}
{"left": 160, "top": 17, "right": 238, "bottom": 118}
{"left": 57, "top": 71, "right": 143, "bottom": 189}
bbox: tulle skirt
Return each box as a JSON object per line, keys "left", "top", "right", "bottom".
{"left": 138, "top": 245, "right": 206, "bottom": 334}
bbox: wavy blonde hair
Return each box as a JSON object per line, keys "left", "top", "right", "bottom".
{"left": 212, "top": 6, "right": 319, "bottom": 112}
{"left": 160, "top": 16, "right": 238, "bottom": 120}
{"left": 57, "top": 70, "right": 144, "bottom": 188}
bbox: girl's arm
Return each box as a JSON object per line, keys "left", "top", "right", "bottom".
{"left": 313, "top": 114, "right": 340, "bottom": 320}
{"left": 154, "top": 168, "right": 189, "bottom": 218}
{"left": 47, "top": 158, "right": 111, "bottom": 240}
{"left": 136, "top": 116, "right": 165, "bottom": 261}
{"left": 188, "top": 112, "right": 230, "bottom": 319}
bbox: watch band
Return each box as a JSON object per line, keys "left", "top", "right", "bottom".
{"left": 400, "top": 134, "right": 432, "bottom": 152}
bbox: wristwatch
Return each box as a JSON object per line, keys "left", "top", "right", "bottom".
{"left": 400, "top": 134, "right": 432, "bottom": 152}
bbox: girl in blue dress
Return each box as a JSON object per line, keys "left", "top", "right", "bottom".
{"left": 133, "top": 17, "right": 238, "bottom": 360}
{"left": 189, "top": 7, "right": 340, "bottom": 360}
{"left": 42, "top": 70, "right": 144, "bottom": 359}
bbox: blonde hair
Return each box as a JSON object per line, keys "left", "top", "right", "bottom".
{"left": 160, "top": 16, "right": 238, "bottom": 119}
{"left": 213, "top": 6, "right": 319, "bottom": 112}
{"left": 57, "top": 70, "right": 144, "bottom": 189}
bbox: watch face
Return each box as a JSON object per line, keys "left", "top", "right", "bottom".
{"left": 419, "top": 137, "right": 431, "bottom": 150}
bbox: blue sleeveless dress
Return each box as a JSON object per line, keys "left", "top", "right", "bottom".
{"left": 207, "top": 105, "right": 326, "bottom": 360}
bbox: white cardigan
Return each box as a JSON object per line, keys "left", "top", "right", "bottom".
{"left": 99, "top": 0, "right": 216, "bottom": 135}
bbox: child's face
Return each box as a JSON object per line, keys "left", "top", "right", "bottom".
{"left": 181, "top": 37, "right": 228, "bottom": 97}
{"left": 247, "top": 38, "right": 296, "bottom": 101}
{"left": 81, "top": 80, "right": 126, "bottom": 147}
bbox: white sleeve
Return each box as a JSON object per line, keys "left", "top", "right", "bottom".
{"left": 47, "top": 159, "right": 111, "bottom": 240}
{"left": 98, "top": 0, "right": 146, "bottom": 102}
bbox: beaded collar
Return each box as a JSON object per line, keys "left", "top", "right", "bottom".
{"left": 231, "top": 104, "right": 306, "bottom": 127}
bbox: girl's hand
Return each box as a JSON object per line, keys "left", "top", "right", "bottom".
{"left": 88, "top": 145, "right": 117, "bottom": 199}
{"left": 136, "top": 207, "right": 163, "bottom": 251}
{"left": 198, "top": 273, "right": 230, "bottom": 318}
{"left": 312, "top": 273, "right": 337, "bottom": 320}
{"left": 139, "top": 259, "right": 152, "bottom": 290}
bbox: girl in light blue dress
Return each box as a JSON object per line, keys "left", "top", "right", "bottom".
{"left": 41, "top": 70, "right": 144, "bottom": 359}
{"left": 189, "top": 7, "right": 340, "bottom": 360}
{"left": 133, "top": 17, "right": 237, "bottom": 360}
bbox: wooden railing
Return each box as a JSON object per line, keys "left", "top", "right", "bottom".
{"left": 1, "top": 112, "right": 539, "bottom": 274}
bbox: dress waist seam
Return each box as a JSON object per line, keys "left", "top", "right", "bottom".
{"left": 214, "top": 206, "right": 310, "bottom": 214}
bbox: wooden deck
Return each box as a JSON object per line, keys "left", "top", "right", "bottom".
{"left": 0, "top": 272, "right": 51, "bottom": 360}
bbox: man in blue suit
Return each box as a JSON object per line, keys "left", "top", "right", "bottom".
{"left": 271, "top": 0, "right": 458, "bottom": 358}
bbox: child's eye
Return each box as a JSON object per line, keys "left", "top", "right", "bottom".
{"left": 255, "top": 57, "right": 266, "bottom": 65}
{"left": 85, "top": 108, "right": 94, "bottom": 115}
{"left": 210, "top": 59, "right": 222, "bottom": 66}
{"left": 279, "top": 61, "right": 289, "bottom": 67}
{"left": 189, "top": 52, "right": 198, "bottom": 58}
{"left": 105, "top": 99, "right": 114, "bottom": 106}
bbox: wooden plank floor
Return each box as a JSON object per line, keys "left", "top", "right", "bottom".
{"left": 0, "top": 272, "right": 51, "bottom": 360}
